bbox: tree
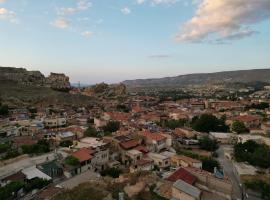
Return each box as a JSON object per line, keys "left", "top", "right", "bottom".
{"left": 100, "top": 167, "right": 122, "bottom": 178}
{"left": 191, "top": 114, "right": 229, "bottom": 133}
{"left": 245, "top": 180, "right": 270, "bottom": 200}
{"left": 59, "top": 140, "right": 73, "bottom": 147}
{"left": 231, "top": 121, "right": 248, "bottom": 134}
{"left": 84, "top": 126, "right": 98, "bottom": 137}
{"left": 163, "top": 119, "right": 187, "bottom": 129}
{"left": 0, "top": 181, "right": 24, "bottom": 199}
{"left": 199, "top": 136, "right": 219, "bottom": 151}
{"left": 21, "top": 140, "right": 50, "bottom": 155}
{"left": 65, "top": 155, "right": 79, "bottom": 166}
{"left": 102, "top": 121, "right": 120, "bottom": 134}
{"left": 202, "top": 158, "right": 220, "bottom": 173}
{"left": 0, "top": 104, "right": 9, "bottom": 116}
{"left": 234, "top": 140, "right": 270, "bottom": 168}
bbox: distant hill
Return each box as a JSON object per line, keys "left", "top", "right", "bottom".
{"left": 123, "top": 69, "right": 270, "bottom": 88}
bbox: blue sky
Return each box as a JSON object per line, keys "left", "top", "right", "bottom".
{"left": 0, "top": 0, "right": 270, "bottom": 84}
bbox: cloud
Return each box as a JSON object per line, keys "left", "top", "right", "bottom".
{"left": 57, "top": 0, "right": 92, "bottom": 15}
{"left": 136, "top": 0, "right": 178, "bottom": 5}
{"left": 51, "top": 17, "right": 69, "bottom": 29}
{"left": 148, "top": 54, "right": 171, "bottom": 58}
{"left": 0, "top": 7, "right": 17, "bottom": 23}
{"left": 81, "top": 31, "right": 93, "bottom": 38}
{"left": 121, "top": 7, "right": 131, "bottom": 15}
{"left": 175, "top": 0, "right": 270, "bottom": 43}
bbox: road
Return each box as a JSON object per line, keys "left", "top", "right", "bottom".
{"left": 216, "top": 145, "right": 242, "bottom": 200}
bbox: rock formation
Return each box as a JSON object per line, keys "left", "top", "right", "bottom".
{"left": 83, "top": 83, "right": 126, "bottom": 97}
{"left": 0, "top": 67, "right": 71, "bottom": 90}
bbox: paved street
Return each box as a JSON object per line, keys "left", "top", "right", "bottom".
{"left": 216, "top": 145, "right": 242, "bottom": 200}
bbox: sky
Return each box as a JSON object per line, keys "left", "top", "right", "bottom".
{"left": 0, "top": 0, "right": 270, "bottom": 84}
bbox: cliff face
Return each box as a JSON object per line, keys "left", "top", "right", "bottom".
{"left": 82, "top": 83, "right": 126, "bottom": 96}
{"left": 0, "top": 67, "right": 71, "bottom": 90}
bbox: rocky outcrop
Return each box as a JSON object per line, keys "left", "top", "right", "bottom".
{"left": 0, "top": 67, "right": 71, "bottom": 90}
{"left": 83, "top": 83, "right": 126, "bottom": 97}
{"left": 46, "top": 73, "right": 71, "bottom": 90}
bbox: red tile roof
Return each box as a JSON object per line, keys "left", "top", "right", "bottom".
{"left": 120, "top": 140, "right": 139, "bottom": 150}
{"left": 166, "top": 168, "right": 196, "bottom": 185}
{"left": 134, "top": 145, "right": 149, "bottom": 154}
{"left": 233, "top": 115, "right": 260, "bottom": 122}
{"left": 139, "top": 131, "right": 166, "bottom": 141}
{"left": 71, "top": 148, "right": 93, "bottom": 163}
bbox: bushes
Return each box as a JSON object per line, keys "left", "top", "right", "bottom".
{"left": 100, "top": 167, "right": 122, "bottom": 178}
{"left": 199, "top": 136, "right": 219, "bottom": 152}
{"left": 231, "top": 121, "right": 249, "bottom": 134}
{"left": 234, "top": 140, "right": 270, "bottom": 169}
{"left": 22, "top": 140, "right": 50, "bottom": 155}
{"left": 163, "top": 119, "right": 187, "bottom": 129}
{"left": 245, "top": 180, "right": 270, "bottom": 200}
{"left": 65, "top": 155, "right": 80, "bottom": 166}
{"left": 84, "top": 126, "right": 99, "bottom": 137}
{"left": 59, "top": 140, "right": 73, "bottom": 147}
{"left": 24, "top": 178, "right": 51, "bottom": 193}
{"left": 0, "top": 103, "right": 9, "bottom": 116}
{"left": 202, "top": 158, "right": 220, "bottom": 173}
{"left": 0, "top": 181, "right": 24, "bottom": 199}
{"left": 191, "top": 114, "right": 229, "bottom": 133}
{"left": 102, "top": 121, "right": 120, "bottom": 134}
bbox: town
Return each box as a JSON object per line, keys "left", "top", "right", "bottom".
{"left": 1, "top": 72, "right": 270, "bottom": 200}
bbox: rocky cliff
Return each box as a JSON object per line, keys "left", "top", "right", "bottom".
{"left": 0, "top": 67, "right": 71, "bottom": 90}
{"left": 82, "top": 82, "right": 126, "bottom": 97}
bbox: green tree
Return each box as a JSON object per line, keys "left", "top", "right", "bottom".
{"left": 202, "top": 158, "right": 220, "bottom": 173}
{"left": 0, "top": 181, "right": 24, "bottom": 199}
{"left": 65, "top": 155, "right": 80, "bottom": 166}
{"left": 245, "top": 180, "right": 270, "bottom": 200}
{"left": 59, "top": 140, "right": 73, "bottom": 147}
{"left": 191, "top": 114, "right": 229, "bottom": 133}
{"left": 84, "top": 126, "right": 98, "bottom": 137}
{"left": 163, "top": 119, "right": 187, "bottom": 129}
{"left": 102, "top": 121, "right": 120, "bottom": 134}
{"left": 0, "top": 104, "right": 9, "bottom": 116}
{"left": 199, "top": 136, "right": 219, "bottom": 151}
{"left": 231, "top": 121, "right": 249, "bottom": 134}
{"left": 100, "top": 168, "right": 122, "bottom": 178}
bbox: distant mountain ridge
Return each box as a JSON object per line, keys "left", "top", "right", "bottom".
{"left": 123, "top": 69, "right": 270, "bottom": 87}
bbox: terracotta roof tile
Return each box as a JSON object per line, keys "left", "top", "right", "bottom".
{"left": 71, "top": 148, "right": 93, "bottom": 163}
{"left": 166, "top": 168, "right": 196, "bottom": 185}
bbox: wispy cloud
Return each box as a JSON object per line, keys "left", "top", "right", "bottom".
{"left": 148, "top": 54, "right": 172, "bottom": 58}
{"left": 51, "top": 17, "right": 69, "bottom": 29}
{"left": 121, "top": 7, "right": 131, "bottom": 15}
{"left": 81, "top": 30, "right": 93, "bottom": 38}
{"left": 57, "top": 0, "right": 92, "bottom": 15}
{"left": 0, "top": 7, "right": 17, "bottom": 23}
{"left": 136, "top": 0, "right": 179, "bottom": 5}
{"left": 175, "top": 0, "right": 270, "bottom": 43}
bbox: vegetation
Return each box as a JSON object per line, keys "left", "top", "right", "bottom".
{"left": 199, "top": 136, "right": 219, "bottom": 151}
{"left": 0, "top": 103, "right": 9, "bottom": 116}
{"left": 1, "top": 149, "right": 21, "bottom": 160}
{"left": 116, "top": 104, "right": 130, "bottom": 113}
{"left": 0, "top": 181, "right": 24, "bottom": 200}
{"left": 162, "top": 119, "right": 187, "bottom": 129}
{"left": 201, "top": 158, "right": 220, "bottom": 173}
{"left": 191, "top": 114, "right": 229, "bottom": 133}
{"left": 65, "top": 155, "right": 80, "bottom": 166}
{"left": 59, "top": 140, "right": 73, "bottom": 147}
{"left": 24, "top": 178, "right": 51, "bottom": 192}
{"left": 231, "top": 121, "right": 249, "bottom": 134}
{"left": 21, "top": 140, "right": 50, "bottom": 155}
{"left": 175, "top": 148, "right": 219, "bottom": 173}
{"left": 0, "top": 178, "right": 50, "bottom": 199}
{"left": 245, "top": 180, "right": 270, "bottom": 200}
{"left": 100, "top": 167, "right": 122, "bottom": 178}
{"left": 234, "top": 140, "right": 270, "bottom": 168}
{"left": 247, "top": 102, "right": 269, "bottom": 110}
{"left": 84, "top": 126, "right": 99, "bottom": 137}
{"left": 0, "top": 142, "right": 11, "bottom": 154}
{"left": 102, "top": 121, "right": 120, "bottom": 134}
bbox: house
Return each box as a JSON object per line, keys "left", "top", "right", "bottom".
{"left": 147, "top": 152, "right": 170, "bottom": 170}
{"left": 171, "top": 155, "right": 202, "bottom": 169}
{"left": 261, "top": 123, "right": 270, "bottom": 135}
{"left": 125, "top": 149, "right": 143, "bottom": 165}
{"left": 44, "top": 117, "right": 66, "bottom": 128}
{"left": 130, "top": 159, "right": 154, "bottom": 173}
{"left": 68, "top": 148, "right": 93, "bottom": 176}
{"left": 237, "top": 134, "right": 262, "bottom": 144}
{"left": 56, "top": 131, "right": 75, "bottom": 144}
{"left": 166, "top": 168, "right": 196, "bottom": 185}
{"left": 138, "top": 130, "right": 171, "bottom": 152}
{"left": 22, "top": 166, "right": 52, "bottom": 181}
{"left": 172, "top": 180, "right": 202, "bottom": 200}
{"left": 230, "top": 115, "right": 262, "bottom": 128}
{"left": 209, "top": 132, "right": 236, "bottom": 144}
